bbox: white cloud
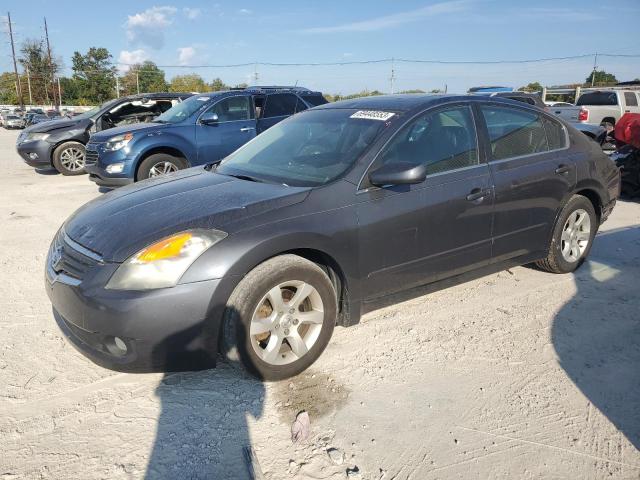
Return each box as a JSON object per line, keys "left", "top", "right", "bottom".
{"left": 125, "top": 6, "right": 177, "bottom": 49}
{"left": 183, "top": 7, "right": 201, "bottom": 20}
{"left": 238, "top": 8, "right": 253, "bottom": 15}
{"left": 177, "top": 46, "right": 197, "bottom": 66}
{"left": 300, "top": 1, "right": 469, "bottom": 34}
{"left": 117, "top": 49, "right": 149, "bottom": 71}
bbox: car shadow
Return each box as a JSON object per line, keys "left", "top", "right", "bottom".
{"left": 34, "top": 167, "right": 59, "bottom": 176}
{"left": 552, "top": 225, "right": 640, "bottom": 450}
{"left": 146, "top": 309, "right": 265, "bottom": 479}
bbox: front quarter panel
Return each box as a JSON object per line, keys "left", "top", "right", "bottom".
{"left": 132, "top": 125, "right": 197, "bottom": 166}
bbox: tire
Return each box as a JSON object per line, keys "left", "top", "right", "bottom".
{"left": 536, "top": 195, "right": 597, "bottom": 274}
{"left": 52, "top": 141, "right": 86, "bottom": 175}
{"left": 222, "top": 254, "right": 337, "bottom": 381}
{"left": 136, "top": 153, "right": 186, "bottom": 181}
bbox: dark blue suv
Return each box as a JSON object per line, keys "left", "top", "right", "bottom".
{"left": 85, "top": 86, "right": 327, "bottom": 187}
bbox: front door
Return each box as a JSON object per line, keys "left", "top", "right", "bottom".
{"left": 476, "top": 103, "right": 576, "bottom": 262}
{"left": 195, "top": 95, "right": 256, "bottom": 164}
{"left": 356, "top": 104, "right": 494, "bottom": 299}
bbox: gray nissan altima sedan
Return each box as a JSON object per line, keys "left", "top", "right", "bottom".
{"left": 46, "top": 94, "right": 620, "bottom": 380}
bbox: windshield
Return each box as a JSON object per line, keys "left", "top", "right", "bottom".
{"left": 155, "top": 95, "right": 211, "bottom": 123}
{"left": 576, "top": 92, "right": 618, "bottom": 106}
{"left": 216, "top": 109, "right": 392, "bottom": 187}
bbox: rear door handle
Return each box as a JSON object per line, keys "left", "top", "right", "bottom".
{"left": 466, "top": 187, "right": 490, "bottom": 202}
{"left": 240, "top": 127, "right": 255, "bottom": 132}
{"left": 555, "top": 164, "right": 571, "bottom": 175}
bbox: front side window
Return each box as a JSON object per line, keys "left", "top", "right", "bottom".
{"left": 216, "top": 109, "right": 390, "bottom": 186}
{"left": 207, "top": 96, "right": 251, "bottom": 122}
{"left": 377, "top": 105, "right": 479, "bottom": 175}
{"left": 481, "top": 105, "right": 548, "bottom": 160}
{"left": 263, "top": 94, "right": 298, "bottom": 118}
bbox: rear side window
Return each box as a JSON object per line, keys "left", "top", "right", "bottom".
{"left": 624, "top": 92, "right": 638, "bottom": 107}
{"left": 480, "top": 105, "right": 548, "bottom": 160}
{"left": 378, "top": 105, "right": 479, "bottom": 174}
{"left": 542, "top": 116, "right": 568, "bottom": 150}
{"left": 576, "top": 92, "right": 618, "bottom": 106}
{"left": 264, "top": 94, "right": 298, "bottom": 118}
{"left": 209, "top": 96, "right": 251, "bottom": 122}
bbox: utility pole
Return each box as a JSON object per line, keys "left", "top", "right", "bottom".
{"left": 115, "top": 75, "right": 120, "bottom": 98}
{"left": 7, "top": 12, "right": 24, "bottom": 109}
{"left": 252, "top": 63, "right": 259, "bottom": 84}
{"left": 389, "top": 58, "right": 396, "bottom": 94}
{"left": 44, "top": 17, "right": 58, "bottom": 108}
{"left": 26, "top": 65, "right": 33, "bottom": 105}
{"left": 136, "top": 69, "right": 140, "bottom": 94}
{"left": 590, "top": 52, "right": 598, "bottom": 87}
{"left": 57, "top": 77, "right": 61, "bottom": 106}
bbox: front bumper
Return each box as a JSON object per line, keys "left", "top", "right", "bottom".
{"left": 45, "top": 239, "right": 233, "bottom": 372}
{"left": 85, "top": 142, "right": 135, "bottom": 187}
{"left": 85, "top": 167, "right": 134, "bottom": 187}
{"left": 16, "top": 139, "right": 53, "bottom": 167}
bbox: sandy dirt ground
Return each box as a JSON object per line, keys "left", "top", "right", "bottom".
{"left": 0, "top": 126, "right": 639, "bottom": 479}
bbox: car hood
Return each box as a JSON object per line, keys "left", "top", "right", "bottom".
{"left": 90, "top": 122, "right": 169, "bottom": 142}
{"left": 63, "top": 167, "right": 311, "bottom": 262}
{"left": 25, "top": 117, "right": 81, "bottom": 133}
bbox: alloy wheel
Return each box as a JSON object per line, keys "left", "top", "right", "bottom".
{"left": 60, "top": 147, "right": 85, "bottom": 171}
{"left": 561, "top": 208, "right": 591, "bottom": 263}
{"left": 148, "top": 161, "right": 179, "bottom": 177}
{"left": 249, "top": 280, "right": 324, "bottom": 366}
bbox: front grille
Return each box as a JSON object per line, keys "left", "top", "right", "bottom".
{"left": 49, "top": 230, "right": 102, "bottom": 282}
{"left": 85, "top": 145, "right": 99, "bottom": 166}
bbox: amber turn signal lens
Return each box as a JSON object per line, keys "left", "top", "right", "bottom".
{"left": 135, "top": 232, "right": 192, "bottom": 263}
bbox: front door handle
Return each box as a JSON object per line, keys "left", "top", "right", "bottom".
{"left": 555, "top": 164, "right": 571, "bottom": 175}
{"left": 240, "top": 127, "right": 256, "bottom": 132}
{"left": 466, "top": 188, "right": 490, "bottom": 202}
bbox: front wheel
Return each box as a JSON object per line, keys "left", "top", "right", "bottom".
{"left": 137, "top": 154, "right": 186, "bottom": 181}
{"left": 536, "top": 195, "right": 597, "bottom": 274}
{"left": 222, "top": 255, "right": 337, "bottom": 380}
{"left": 52, "top": 141, "right": 86, "bottom": 175}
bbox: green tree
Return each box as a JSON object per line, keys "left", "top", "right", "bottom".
{"left": 121, "top": 61, "right": 167, "bottom": 95}
{"left": 585, "top": 70, "right": 618, "bottom": 87}
{"left": 209, "top": 77, "right": 230, "bottom": 91}
{"left": 19, "top": 39, "right": 58, "bottom": 105}
{"left": 169, "top": 74, "right": 208, "bottom": 93}
{"left": 72, "top": 47, "right": 116, "bottom": 103}
{"left": 0, "top": 72, "right": 20, "bottom": 104}
{"left": 518, "top": 82, "right": 543, "bottom": 92}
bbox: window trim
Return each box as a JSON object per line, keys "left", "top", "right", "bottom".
{"left": 357, "top": 102, "right": 482, "bottom": 192}
{"left": 476, "top": 101, "right": 569, "bottom": 163}
{"left": 196, "top": 94, "right": 254, "bottom": 125}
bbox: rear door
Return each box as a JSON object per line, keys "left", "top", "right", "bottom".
{"left": 357, "top": 104, "right": 494, "bottom": 299}
{"left": 257, "top": 93, "right": 298, "bottom": 133}
{"left": 195, "top": 95, "right": 256, "bottom": 164}
{"left": 476, "top": 102, "right": 575, "bottom": 262}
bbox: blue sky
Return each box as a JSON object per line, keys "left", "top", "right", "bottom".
{"left": 2, "top": 0, "right": 640, "bottom": 94}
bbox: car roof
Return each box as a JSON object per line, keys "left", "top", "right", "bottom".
{"left": 120, "top": 92, "right": 193, "bottom": 101}
{"left": 194, "top": 86, "right": 324, "bottom": 99}
{"left": 315, "top": 94, "right": 534, "bottom": 112}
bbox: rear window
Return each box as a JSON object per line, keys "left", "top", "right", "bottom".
{"left": 576, "top": 92, "right": 618, "bottom": 106}
{"left": 301, "top": 94, "right": 328, "bottom": 107}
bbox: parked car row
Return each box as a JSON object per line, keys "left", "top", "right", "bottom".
{"left": 552, "top": 89, "right": 640, "bottom": 128}
{"left": 42, "top": 92, "right": 620, "bottom": 379}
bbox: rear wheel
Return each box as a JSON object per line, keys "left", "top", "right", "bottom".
{"left": 222, "top": 255, "right": 337, "bottom": 380}
{"left": 137, "top": 153, "right": 186, "bottom": 181}
{"left": 536, "top": 195, "right": 597, "bottom": 273}
{"left": 52, "top": 141, "right": 86, "bottom": 175}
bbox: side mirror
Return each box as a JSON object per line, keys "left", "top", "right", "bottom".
{"left": 201, "top": 112, "right": 219, "bottom": 125}
{"left": 369, "top": 162, "right": 427, "bottom": 186}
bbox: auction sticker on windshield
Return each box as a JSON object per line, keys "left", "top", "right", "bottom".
{"left": 350, "top": 110, "right": 395, "bottom": 121}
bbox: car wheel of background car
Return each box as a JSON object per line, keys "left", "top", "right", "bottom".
{"left": 221, "top": 254, "right": 337, "bottom": 381}
{"left": 52, "top": 141, "right": 86, "bottom": 176}
{"left": 137, "top": 153, "right": 186, "bottom": 181}
{"left": 536, "top": 194, "right": 597, "bottom": 274}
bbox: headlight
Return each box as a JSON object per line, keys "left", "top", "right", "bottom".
{"left": 106, "top": 229, "right": 227, "bottom": 290}
{"left": 104, "top": 132, "right": 133, "bottom": 151}
{"left": 27, "top": 132, "right": 50, "bottom": 141}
